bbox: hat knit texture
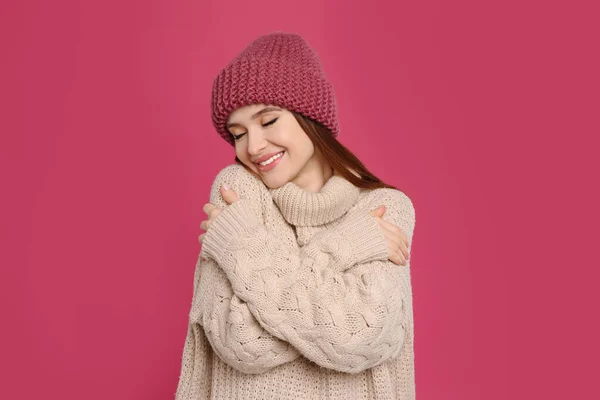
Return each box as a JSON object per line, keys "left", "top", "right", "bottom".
{"left": 211, "top": 32, "right": 339, "bottom": 146}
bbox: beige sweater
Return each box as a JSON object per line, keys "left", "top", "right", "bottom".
{"left": 175, "top": 164, "right": 417, "bottom": 400}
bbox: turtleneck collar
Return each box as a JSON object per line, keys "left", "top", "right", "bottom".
{"left": 269, "top": 174, "right": 360, "bottom": 227}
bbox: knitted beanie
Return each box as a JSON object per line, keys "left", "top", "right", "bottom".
{"left": 211, "top": 32, "right": 339, "bottom": 146}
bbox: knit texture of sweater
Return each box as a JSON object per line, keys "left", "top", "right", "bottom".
{"left": 175, "top": 164, "right": 417, "bottom": 400}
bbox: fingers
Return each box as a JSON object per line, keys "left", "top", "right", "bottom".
{"left": 387, "top": 241, "right": 407, "bottom": 266}
{"left": 370, "top": 210, "right": 410, "bottom": 266}
{"left": 378, "top": 218, "right": 409, "bottom": 249}
{"left": 368, "top": 206, "right": 408, "bottom": 250}
{"left": 381, "top": 223, "right": 410, "bottom": 262}
{"left": 377, "top": 219, "right": 409, "bottom": 266}
{"left": 200, "top": 203, "right": 223, "bottom": 241}
{"left": 369, "top": 205, "right": 386, "bottom": 217}
{"left": 203, "top": 203, "right": 220, "bottom": 217}
{"left": 200, "top": 220, "right": 210, "bottom": 231}
{"left": 198, "top": 233, "right": 205, "bottom": 244}
{"left": 396, "top": 252, "right": 407, "bottom": 266}
{"left": 398, "top": 240, "right": 410, "bottom": 262}
{"left": 199, "top": 209, "right": 221, "bottom": 232}
{"left": 220, "top": 184, "right": 240, "bottom": 205}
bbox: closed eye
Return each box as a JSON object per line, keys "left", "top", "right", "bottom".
{"left": 262, "top": 117, "right": 278, "bottom": 127}
{"left": 231, "top": 118, "right": 278, "bottom": 141}
{"left": 232, "top": 132, "right": 246, "bottom": 141}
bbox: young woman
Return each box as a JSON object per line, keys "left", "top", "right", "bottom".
{"left": 175, "top": 32, "right": 417, "bottom": 400}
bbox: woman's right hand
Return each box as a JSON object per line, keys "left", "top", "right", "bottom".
{"left": 369, "top": 205, "right": 411, "bottom": 266}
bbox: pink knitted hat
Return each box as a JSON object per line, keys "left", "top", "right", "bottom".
{"left": 211, "top": 32, "right": 339, "bottom": 146}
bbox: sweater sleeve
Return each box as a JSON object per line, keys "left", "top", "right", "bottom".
{"left": 174, "top": 317, "right": 213, "bottom": 400}
{"left": 192, "top": 164, "right": 300, "bottom": 374}
{"left": 193, "top": 255, "right": 300, "bottom": 374}
{"left": 200, "top": 189, "right": 416, "bottom": 374}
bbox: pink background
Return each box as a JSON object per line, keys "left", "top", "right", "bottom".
{"left": 2, "top": 0, "right": 598, "bottom": 399}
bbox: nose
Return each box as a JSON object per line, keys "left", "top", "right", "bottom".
{"left": 246, "top": 129, "right": 268, "bottom": 156}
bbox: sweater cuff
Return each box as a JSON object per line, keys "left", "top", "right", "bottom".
{"left": 201, "top": 199, "right": 261, "bottom": 264}
{"left": 327, "top": 210, "right": 389, "bottom": 272}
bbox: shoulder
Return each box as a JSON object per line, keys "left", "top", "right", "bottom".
{"left": 210, "top": 164, "right": 266, "bottom": 196}
{"left": 354, "top": 187, "right": 417, "bottom": 241}
{"left": 208, "top": 164, "right": 269, "bottom": 210}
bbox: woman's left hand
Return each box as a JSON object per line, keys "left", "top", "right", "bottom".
{"left": 198, "top": 184, "right": 239, "bottom": 244}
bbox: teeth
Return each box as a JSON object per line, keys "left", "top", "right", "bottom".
{"left": 259, "top": 152, "right": 283, "bottom": 166}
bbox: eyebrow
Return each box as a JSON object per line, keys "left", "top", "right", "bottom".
{"left": 226, "top": 107, "right": 282, "bottom": 129}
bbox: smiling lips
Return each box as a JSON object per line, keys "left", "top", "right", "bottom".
{"left": 253, "top": 151, "right": 283, "bottom": 164}
{"left": 255, "top": 151, "right": 284, "bottom": 172}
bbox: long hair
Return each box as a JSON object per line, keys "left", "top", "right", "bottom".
{"left": 235, "top": 111, "right": 397, "bottom": 191}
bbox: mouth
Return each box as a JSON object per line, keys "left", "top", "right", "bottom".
{"left": 255, "top": 151, "right": 284, "bottom": 172}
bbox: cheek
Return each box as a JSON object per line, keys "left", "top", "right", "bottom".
{"left": 235, "top": 146, "right": 250, "bottom": 164}
{"left": 234, "top": 143, "right": 246, "bottom": 159}
{"left": 297, "top": 138, "right": 315, "bottom": 160}
{"left": 282, "top": 128, "right": 312, "bottom": 155}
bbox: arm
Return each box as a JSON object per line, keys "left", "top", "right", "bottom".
{"left": 175, "top": 318, "right": 212, "bottom": 400}
{"left": 191, "top": 165, "right": 300, "bottom": 374}
{"left": 192, "top": 256, "right": 299, "bottom": 374}
{"left": 201, "top": 189, "right": 416, "bottom": 374}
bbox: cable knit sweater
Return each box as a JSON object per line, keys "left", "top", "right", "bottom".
{"left": 175, "top": 164, "right": 417, "bottom": 400}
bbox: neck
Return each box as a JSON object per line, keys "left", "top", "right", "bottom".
{"left": 270, "top": 172, "right": 360, "bottom": 227}
{"left": 289, "top": 155, "right": 334, "bottom": 193}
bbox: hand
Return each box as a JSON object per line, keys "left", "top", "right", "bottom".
{"left": 369, "top": 205, "right": 411, "bottom": 266}
{"left": 198, "top": 184, "right": 240, "bottom": 244}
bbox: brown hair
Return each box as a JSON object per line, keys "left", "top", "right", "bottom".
{"left": 235, "top": 111, "right": 397, "bottom": 191}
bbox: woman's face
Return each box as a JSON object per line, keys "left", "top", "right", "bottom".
{"left": 226, "top": 104, "right": 318, "bottom": 189}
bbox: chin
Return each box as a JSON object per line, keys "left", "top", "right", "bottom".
{"left": 245, "top": 157, "right": 300, "bottom": 189}
{"left": 261, "top": 176, "right": 289, "bottom": 189}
